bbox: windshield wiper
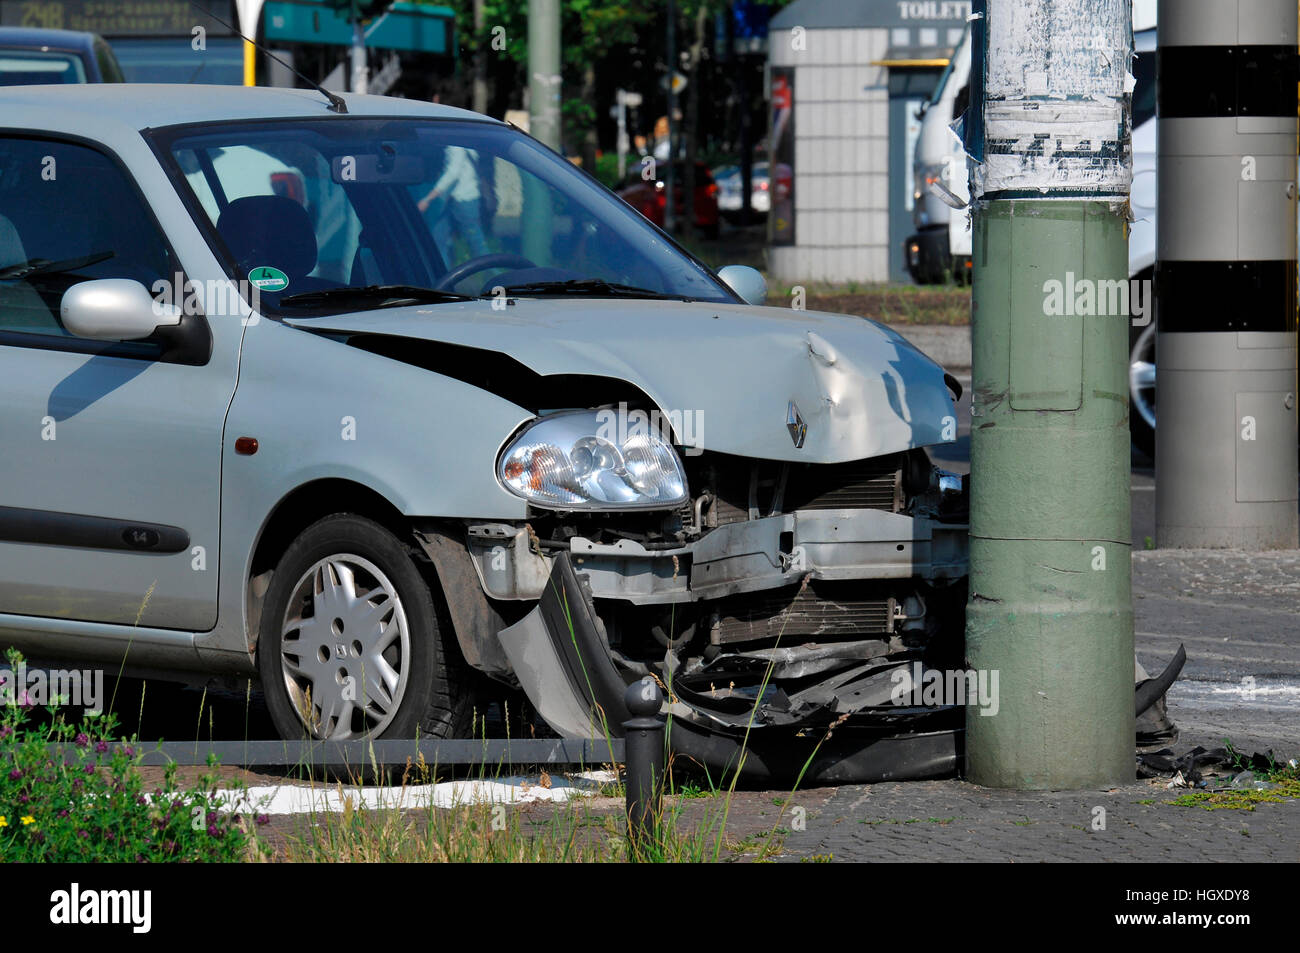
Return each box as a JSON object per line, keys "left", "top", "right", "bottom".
{"left": 278, "top": 284, "right": 479, "bottom": 309}
{"left": 0, "top": 251, "right": 115, "bottom": 280}
{"left": 497, "top": 278, "right": 693, "bottom": 301}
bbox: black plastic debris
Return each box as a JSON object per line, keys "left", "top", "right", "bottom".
{"left": 1135, "top": 645, "right": 1186, "bottom": 752}
{"left": 1136, "top": 745, "right": 1281, "bottom": 786}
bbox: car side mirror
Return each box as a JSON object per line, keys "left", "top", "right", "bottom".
{"left": 717, "top": 264, "right": 766, "bottom": 305}
{"left": 60, "top": 279, "right": 181, "bottom": 341}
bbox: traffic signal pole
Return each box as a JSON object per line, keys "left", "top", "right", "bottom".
{"left": 525, "top": 0, "right": 561, "bottom": 265}
{"left": 350, "top": 14, "right": 368, "bottom": 94}
{"left": 234, "top": 0, "right": 264, "bottom": 86}
{"left": 964, "top": 0, "right": 1135, "bottom": 788}
{"left": 1155, "top": 0, "right": 1299, "bottom": 550}
{"left": 664, "top": 0, "right": 677, "bottom": 233}
{"left": 528, "top": 0, "right": 562, "bottom": 151}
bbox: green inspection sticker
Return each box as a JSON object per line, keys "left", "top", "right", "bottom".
{"left": 248, "top": 266, "right": 289, "bottom": 293}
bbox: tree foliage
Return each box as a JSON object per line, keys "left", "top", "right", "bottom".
{"left": 448, "top": 0, "right": 653, "bottom": 70}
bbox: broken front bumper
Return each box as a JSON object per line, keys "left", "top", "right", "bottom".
{"left": 496, "top": 504, "right": 970, "bottom": 783}
{"left": 470, "top": 507, "right": 968, "bottom": 604}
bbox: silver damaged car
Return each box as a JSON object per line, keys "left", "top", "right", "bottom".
{"left": 0, "top": 85, "right": 968, "bottom": 781}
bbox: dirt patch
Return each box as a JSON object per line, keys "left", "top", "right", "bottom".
{"left": 134, "top": 764, "right": 305, "bottom": 791}
{"left": 249, "top": 786, "right": 837, "bottom": 862}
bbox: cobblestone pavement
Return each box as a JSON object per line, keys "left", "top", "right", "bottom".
{"left": 768, "top": 779, "right": 1300, "bottom": 862}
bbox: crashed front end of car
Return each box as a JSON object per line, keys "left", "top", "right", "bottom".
{"left": 436, "top": 322, "right": 971, "bottom": 783}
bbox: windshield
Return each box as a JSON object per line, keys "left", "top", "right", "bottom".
{"left": 927, "top": 25, "right": 969, "bottom": 107}
{"left": 0, "top": 49, "right": 86, "bottom": 85}
{"left": 154, "top": 117, "right": 734, "bottom": 312}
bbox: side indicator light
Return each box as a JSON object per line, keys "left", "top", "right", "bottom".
{"left": 235, "top": 437, "right": 259, "bottom": 455}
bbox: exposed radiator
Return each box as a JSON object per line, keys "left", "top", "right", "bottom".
{"left": 707, "top": 458, "right": 904, "bottom": 525}
{"left": 711, "top": 584, "right": 896, "bottom": 644}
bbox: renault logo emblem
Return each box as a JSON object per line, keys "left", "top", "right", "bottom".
{"left": 786, "top": 400, "right": 807, "bottom": 449}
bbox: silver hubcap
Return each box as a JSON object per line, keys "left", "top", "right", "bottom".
{"left": 279, "top": 554, "right": 410, "bottom": 739}
{"left": 1129, "top": 323, "right": 1157, "bottom": 430}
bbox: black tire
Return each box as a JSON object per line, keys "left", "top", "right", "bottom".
{"left": 256, "top": 513, "right": 473, "bottom": 741}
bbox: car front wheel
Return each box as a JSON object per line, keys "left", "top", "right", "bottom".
{"left": 257, "top": 514, "right": 471, "bottom": 741}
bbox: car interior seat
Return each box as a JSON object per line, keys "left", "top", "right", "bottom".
{"left": 216, "top": 195, "right": 338, "bottom": 297}
{"left": 0, "top": 203, "right": 100, "bottom": 335}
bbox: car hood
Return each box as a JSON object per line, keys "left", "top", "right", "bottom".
{"left": 286, "top": 298, "right": 958, "bottom": 464}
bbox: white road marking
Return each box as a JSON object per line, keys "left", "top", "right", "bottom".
{"left": 210, "top": 771, "right": 614, "bottom": 816}
{"left": 1168, "top": 679, "right": 1300, "bottom": 712}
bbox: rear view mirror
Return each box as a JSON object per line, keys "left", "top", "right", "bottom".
{"left": 60, "top": 279, "right": 181, "bottom": 340}
{"left": 331, "top": 151, "right": 427, "bottom": 185}
{"left": 717, "top": 265, "right": 767, "bottom": 306}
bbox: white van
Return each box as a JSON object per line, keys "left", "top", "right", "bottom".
{"left": 906, "top": 3, "right": 1163, "bottom": 455}
{"left": 904, "top": 26, "right": 972, "bottom": 286}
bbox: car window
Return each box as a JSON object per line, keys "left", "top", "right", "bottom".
{"left": 1132, "top": 52, "right": 1155, "bottom": 129}
{"left": 0, "top": 136, "right": 173, "bottom": 341}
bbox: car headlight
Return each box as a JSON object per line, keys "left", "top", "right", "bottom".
{"left": 497, "top": 410, "right": 689, "bottom": 510}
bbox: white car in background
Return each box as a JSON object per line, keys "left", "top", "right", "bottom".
{"left": 713, "top": 161, "right": 770, "bottom": 220}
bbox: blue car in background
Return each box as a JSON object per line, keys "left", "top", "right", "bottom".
{"left": 0, "top": 26, "right": 123, "bottom": 85}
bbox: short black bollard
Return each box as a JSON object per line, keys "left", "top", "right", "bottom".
{"left": 623, "top": 677, "right": 666, "bottom": 847}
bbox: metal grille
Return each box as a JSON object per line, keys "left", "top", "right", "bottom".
{"left": 783, "top": 464, "right": 902, "bottom": 511}
{"left": 713, "top": 585, "right": 895, "bottom": 644}
{"left": 705, "top": 458, "right": 904, "bottom": 525}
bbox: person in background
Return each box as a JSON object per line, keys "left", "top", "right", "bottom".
{"left": 417, "top": 145, "right": 489, "bottom": 261}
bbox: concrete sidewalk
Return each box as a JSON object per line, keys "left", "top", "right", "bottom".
{"left": 886, "top": 321, "right": 970, "bottom": 371}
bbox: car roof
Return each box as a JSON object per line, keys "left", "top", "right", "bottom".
{"left": 0, "top": 26, "right": 99, "bottom": 53}
{"left": 0, "top": 83, "right": 498, "bottom": 132}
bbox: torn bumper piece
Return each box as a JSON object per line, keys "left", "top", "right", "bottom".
{"left": 472, "top": 506, "right": 969, "bottom": 604}
{"left": 498, "top": 551, "right": 961, "bottom": 783}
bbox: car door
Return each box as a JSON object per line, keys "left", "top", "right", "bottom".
{"left": 0, "top": 133, "right": 231, "bottom": 631}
